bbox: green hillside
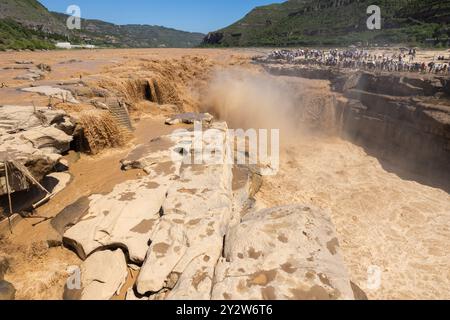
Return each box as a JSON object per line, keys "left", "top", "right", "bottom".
{"left": 51, "top": 12, "right": 205, "bottom": 48}
{"left": 0, "top": 0, "right": 67, "bottom": 34}
{"left": 0, "top": 0, "right": 204, "bottom": 50}
{"left": 203, "top": 0, "right": 450, "bottom": 47}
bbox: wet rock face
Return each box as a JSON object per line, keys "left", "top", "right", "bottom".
{"left": 263, "top": 64, "right": 450, "bottom": 191}
{"left": 212, "top": 205, "right": 355, "bottom": 300}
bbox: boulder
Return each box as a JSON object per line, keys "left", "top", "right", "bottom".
{"left": 22, "top": 86, "right": 79, "bottom": 104}
{"left": 0, "top": 106, "right": 73, "bottom": 196}
{"left": 64, "top": 249, "right": 128, "bottom": 300}
{"left": 36, "top": 63, "right": 52, "bottom": 72}
{"left": 55, "top": 159, "right": 69, "bottom": 172}
{"left": 14, "top": 72, "right": 44, "bottom": 81}
{"left": 0, "top": 280, "right": 15, "bottom": 300}
{"left": 15, "top": 60, "right": 33, "bottom": 65}
{"left": 165, "top": 113, "right": 214, "bottom": 125}
{"left": 20, "top": 126, "right": 72, "bottom": 155}
{"left": 45, "top": 172, "right": 71, "bottom": 195}
{"left": 211, "top": 205, "right": 356, "bottom": 300}
{"left": 121, "top": 131, "right": 193, "bottom": 175}
{"left": 64, "top": 131, "right": 194, "bottom": 264}
{"left": 137, "top": 122, "right": 234, "bottom": 299}
{"left": 63, "top": 176, "right": 172, "bottom": 264}
{"left": 51, "top": 197, "right": 91, "bottom": 236}
{"left": 126, "top": 288, "right": 148, "bottom": 300}
{"left": 0, "top": 106, "right": 73, "bottom": 165}
{"left": 0, "top": 105, "right": 69, "bottom": 134}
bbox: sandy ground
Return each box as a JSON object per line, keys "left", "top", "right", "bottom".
{"left": 0, "top": 48, "right": 449, "bottom": 300}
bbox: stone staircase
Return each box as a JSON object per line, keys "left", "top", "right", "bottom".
{"left": 107, "top": 100, "right": 133, "bottom": 131}
{"left": 0, "top": 119, "right": 16, "bottom": 132}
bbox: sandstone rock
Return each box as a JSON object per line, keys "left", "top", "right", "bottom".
{"left": 231, "top": 165, "right": 262, "bottom": 222}
{"left": 121, "top": 131, "right": 193, "bottom": 175}
{"left": 4, "top": 65, "right": 30, "bottom": 70}
{"left": 46, "top": 172, "right": 71, "bottom": 195}
{"left": 15, "top": 60, "right": 33, "bottom": 65}
{"left": 211, "top": 205, "right": 356, "bottom": 300}
{"left": 0, "top": 127, "right": 70, "bottom": 159}
{"left": 0, "top": 109, "right": 73, "bottom": 196}
{"left": 36, "top": 63, "right": 52, "bottom": 72}
{"left": 165, "top": 112, "right": 214, "bottom": 125}
{"left": 137, "top": 122, "right": 234, "bottom": 299}
{"left": 14, "top": 72, "right": 43, "bottom": 81}
{"left": 64, "top": 249, "right": 127, "bottom": 300}
{"left": 20, "top": 126, "right": 72, "bottom": 155}
{"left": 22, "top": 86, "right": 79, "bottom": 104}
{"left": 64, "top": 132, "right": 194, "bottom": 264}
{"left": 91, "top": 100, "right": 109, "bottom": 110}
{"left": 0, "top": 280, "right": 15, "bottom": 300}
{"left": 0, "top": 105, "right": 69, "bottom": 134}
{"left": 51, "top": 197, "right": 91, "bottom": 236}
{"left": 351, "top": 281, "right": 368, "bottom": 300}
{"left": 63, "top": 176, "right": 169, "bottom": 264}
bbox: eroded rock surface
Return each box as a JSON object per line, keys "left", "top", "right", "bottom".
{"left": 165, "top": 112, "right": 214, "bottom": 125}
{"left": 22, "top": 86, "right": 79, "bottom": 104}
{"left": 64, "top": 131, "right": 194, "bottom": 263}
{"left": 64, "top": 249, "right": 127, "bottom": 300}
{"left": 60, "top": 120, "right": 360, "bottom": 300}
{"left": 137, "top": 122, "right": 233, "bottom": 299}
{"left": 212, "top": 205, "right": 355, "bottom": 300}
{"left": 0, "top": 105, "right": 72, "bottom": 135}
{"left": 0, "top": 105, "right": 74, "bottom": 195}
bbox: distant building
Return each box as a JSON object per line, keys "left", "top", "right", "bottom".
{"left": 55, "top": 42, "right": 96, "bottom": 50}
{"left": 55, "top": 42, "right": 72, "bottom": 49}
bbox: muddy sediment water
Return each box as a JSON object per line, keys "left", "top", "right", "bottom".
{"left": 0, "top": 49, "right": 449, "bottom": 300}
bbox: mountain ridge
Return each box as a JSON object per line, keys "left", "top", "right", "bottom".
{"left": 203, "top": 0, "right": 450, "bottom": 47}
{"left": 0, "top": 0, "right": 204, "bottom": 50}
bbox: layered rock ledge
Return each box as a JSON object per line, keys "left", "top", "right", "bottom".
{"left": 261, "top": 63, "right": 450, "bottom": 191}
{"left": 61, "top": 120, "right": 361, "bottom": 300}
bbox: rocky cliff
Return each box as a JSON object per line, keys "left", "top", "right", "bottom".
{"left": 262, "top": 63, "right": 450, "bottom": 191}
{"left": 203, "top": 0, "right": 450, "bottom": 47}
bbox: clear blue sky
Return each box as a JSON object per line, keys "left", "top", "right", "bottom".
{"left": 38, "top": 0, "right": 285, "bottom": 34}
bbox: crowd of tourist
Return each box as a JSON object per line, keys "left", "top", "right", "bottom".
{"left": 265, "top": 48, "right": 449, "bottom": 74}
